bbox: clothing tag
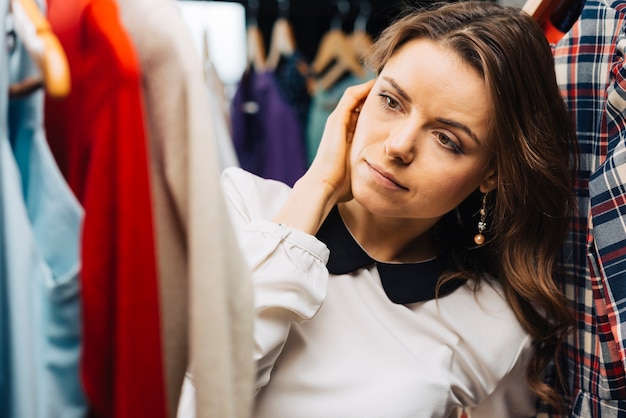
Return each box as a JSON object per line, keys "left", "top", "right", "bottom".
{"left": 242, "top": 100, "right": 259, "bottom": 114}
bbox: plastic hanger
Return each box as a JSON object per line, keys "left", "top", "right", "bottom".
{"left": 10, "top": 0, "right": 70, "bottom": 98}
{"left": 266, "top": 0, "right": 297, "bottom": 71}
{"left": 523, "top": 0, "right": 583, "bottom": 43}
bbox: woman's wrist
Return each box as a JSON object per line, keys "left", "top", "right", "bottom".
{"left": 273, "top": 174, "right": 339, "bottom": 235}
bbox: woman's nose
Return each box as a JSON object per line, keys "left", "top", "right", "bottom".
{"left": 384, "top": 125, "right": 418, "bottom": 164}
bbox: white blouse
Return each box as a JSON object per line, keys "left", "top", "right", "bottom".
{"left": 179, "top": 167, "right": 537, "bottom": 418}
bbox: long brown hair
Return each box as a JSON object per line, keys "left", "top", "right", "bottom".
{"left": 366, "top": 1, "right": 577, "bottom": 409}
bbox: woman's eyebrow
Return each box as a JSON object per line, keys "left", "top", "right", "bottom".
{"left": 436, "top": 118, "right": 482, "bottom": 145}
{"left": 382, "top": 76, "right": 483, "bottom": 146}
{"left": 382, "top": 76, "right": 411, "bottom": 103}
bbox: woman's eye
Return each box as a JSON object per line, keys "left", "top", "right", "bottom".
{"left": 436, "top": 132, "right": 462, "bottom": 154}
{"left": 385, "top": 96, "right": 398, "bottom": 109}
{"left": 378, "top": 93, "right": 400, "bottom": 111}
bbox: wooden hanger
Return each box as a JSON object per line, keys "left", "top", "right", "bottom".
{"left": 348, "top": 1, "right": 372, "bottom": 61}
{"left": 245, "top": 0, "right": 267, "bottom": 71}
{"left": 246, "top": 25, "right": 267, "bottom": 72}
{"left": 313, "top": 32, "right": 369, "bottom": 91}
{"left": 310, "top": 1, "right": 366, "bottom": 83}
{"left": 311, "top": 29, "right": 361, "bottom": 75}
{"left": 10, "top": 0, "right": 70, "bottom": 98}
{"left": 267, "top": 0, "right": 297, "bottom": 70}
{"left": 247, "top": 25, "right": 267, "bottom": 71}
{"left": 266, "top": 18, "right": 297, "bottom": 70}
{"left": 311, "top": 1, "right": 373, "bottom": 92}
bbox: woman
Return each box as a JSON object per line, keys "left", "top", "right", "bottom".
{"left": 180, "top": 1, "right": 576, "bottom": 417}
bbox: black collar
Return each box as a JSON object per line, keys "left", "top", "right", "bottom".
{"left": 316, "top": 206, "right": 463, "bottom": 304}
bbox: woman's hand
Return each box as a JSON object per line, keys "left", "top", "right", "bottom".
{"left": 273, "top": 80, "right": 375, "bottom": 235}
{"left": 307, "top": 80, "right": 375, "bottom": 204}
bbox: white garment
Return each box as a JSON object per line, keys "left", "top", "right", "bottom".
{"left": 180, "top": 167, "right": 536, "bottom": 418}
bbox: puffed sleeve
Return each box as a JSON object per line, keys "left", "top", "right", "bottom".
{"left": 221, "top": 168, "right": 331, "bottom": 390}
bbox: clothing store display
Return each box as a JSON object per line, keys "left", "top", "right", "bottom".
{"left": 231, "top": 68, "right": 307, "bottom": 187}
{"left": 178, "top": 167, "right": 538, "bottom": 418}
{"left": 117, "top": 1, "right": 254, "bottom": 417}
{"left": 9, "top": 0, "right": 626, "bottom": 416}
{"left": 44, "top": 0, "right": 166, "bottom": 416}
{"left": 542, "top": 0, "right": 626, "bottom": 415}
{"left": 2, "top": 9, "right": 85, "bottom": 417}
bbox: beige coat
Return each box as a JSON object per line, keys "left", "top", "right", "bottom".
{"left": 117, "top": 1, "right": 254, "bottom": 417}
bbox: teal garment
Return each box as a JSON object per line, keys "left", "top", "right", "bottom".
{"left": 2, "top": 13, "right": 86, "bottom": 418}
{"left": 305, "top": 70, "right": 375, "bottom": 165}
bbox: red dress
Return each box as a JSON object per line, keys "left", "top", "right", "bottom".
{"left": 44, "top": 0, "right": 166, "bottom": 416}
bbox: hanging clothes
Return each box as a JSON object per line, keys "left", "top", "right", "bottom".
{"left": 2, "top": 0, "right": 85, "bottom": 416}
{"left": 539, "top": 0, "right": 626, "bottom": 416}
{"left": 273, "top": 51, "right": 311, "bottom": 140}
{"left": 265, "top": 15, "right": 311, "bottom": 142}
{"left": 231, "top": 66, "right": 308, "bottom": 187}
{"left": 117, "top": 1, "right": 254, "bottom": 417}
{"left": 305, "top": 2, "right": 375, "bottom": 166}
{"left": 231, "top": 15, "right": 306, "bottom": 185}
{"left": 43, "top": 0, "right": 166, "bottom": 416}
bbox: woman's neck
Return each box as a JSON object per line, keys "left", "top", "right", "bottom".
{"left": 337, "top": 201, "right": 442, "bottom": 263}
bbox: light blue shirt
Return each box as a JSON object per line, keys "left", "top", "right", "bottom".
{"left": 1, "top": 6, "right": 87, "bottom": 417}
{"left": 305, "top": 70, "right": 375, "bottom": 165}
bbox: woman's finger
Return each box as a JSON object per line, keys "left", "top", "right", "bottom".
{"left": 335, "top": 79, "right": 376, "bottom": 115}
{"left": 324, "top": 79, "right": 375, "bottom": 142}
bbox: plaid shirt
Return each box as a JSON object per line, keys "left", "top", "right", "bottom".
{"left": 544, "top": 0, "right": 626, "bottom": 416}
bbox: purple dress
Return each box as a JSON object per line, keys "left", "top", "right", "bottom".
{"left": 231, "top": 68, "right": 307, "bottom": 187}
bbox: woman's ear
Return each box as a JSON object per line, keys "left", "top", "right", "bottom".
{"left": 479, "top": 169, "right": 497, "bottom": 193}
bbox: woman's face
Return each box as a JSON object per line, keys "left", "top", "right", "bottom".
{"left": 350, "top": 38, "right": 496, "bottom": 221}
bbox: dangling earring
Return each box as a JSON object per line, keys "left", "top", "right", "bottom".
{"left": 474, "top": 193, "right": 488, "bottom": 245}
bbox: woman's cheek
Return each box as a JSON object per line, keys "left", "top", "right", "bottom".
{"left": 351, "top": 110, "right": 376, "bottom": 147}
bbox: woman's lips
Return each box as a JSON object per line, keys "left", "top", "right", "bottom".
{"left": 367, "top": 162, "right": 409, "bottom": 190}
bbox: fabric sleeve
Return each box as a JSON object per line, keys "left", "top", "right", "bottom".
{"left": 221, "top": 167, "right": 330, "bottom": 390}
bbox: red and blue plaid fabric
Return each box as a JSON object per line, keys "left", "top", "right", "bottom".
{"left": 541, "top": 0, "right": 626, "bottom": 416}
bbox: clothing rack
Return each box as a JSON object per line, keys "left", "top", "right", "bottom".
{"left": 232, "top": 0, "right": 409, "bottom": 62}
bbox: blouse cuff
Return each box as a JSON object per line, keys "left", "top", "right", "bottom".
{"left": 243, "top": 219, "right": 330, "bottom": 320}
